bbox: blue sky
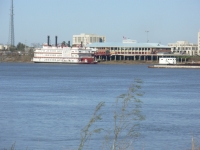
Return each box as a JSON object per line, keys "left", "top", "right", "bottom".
{"left": 0, "top": 0, "right": 200, "bottom": 46}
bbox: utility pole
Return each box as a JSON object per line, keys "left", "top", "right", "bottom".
{"left": 25, "top": 40, "right": 26, "bottom": 52}
{"left": 145, "top": 30, "right": 149, "bottom": 43}
{"left": 8, "top": 0, "right": 15, "bottom": 47}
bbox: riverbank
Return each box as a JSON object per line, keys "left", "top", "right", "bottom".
{"left": 0, "top": 55, "right": 157, "bottom": 64}
{"left": 1, "top": 55, "right": 200, "bottom": 65}
{"left": 0, "top": 55, "right": 32, "bottom": 63}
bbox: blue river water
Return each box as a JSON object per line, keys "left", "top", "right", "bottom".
{"left": 0, "top": 62, "right": 200, "bottom": 150}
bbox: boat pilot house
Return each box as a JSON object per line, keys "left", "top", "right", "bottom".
{"left": 88, "top": 39, "right": 172, "bottom": 61}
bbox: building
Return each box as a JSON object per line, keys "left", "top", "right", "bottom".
{"left": 168, "top": 41, "right": 198, "bottom": 56}
{"left": 73, "top": 33, "right": 106, "bottom": 46}
{"left": 159, "top": 57, "right": 176, "bottom": 64}
{"left": 88, "top": 39, "right": 171, "bottom": 61}
{"left": 0, "top": 44, "right": 4, "bottom": 50}
{"left": 0, "top": 44, "right": 9, "bottom": 50}
{"left": 198, "top": 31, "right": 200, "bottom": 55}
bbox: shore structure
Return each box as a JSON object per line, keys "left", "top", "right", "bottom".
{"left": 73, "top": 33, "right": 106, "bottom": 46}
{"left": 88, "top": 39, "right": 188, "bottom": 62}
{"left": 148, "top": 57, "right": 200, "bottom": 68}
{"left": 168, "top": 41, "right": 198, "bottom": 56}
{"left": 198, "top": 31, "right": 200, "bottom": 55}
{"left": 149, "top": 65, "right": 200, "bottom": 69}
{"left": 149, "top": 64, "right": 200, "bottom": 69}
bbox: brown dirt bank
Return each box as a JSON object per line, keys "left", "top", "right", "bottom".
{"left": 0, "top": 55, "right": 32, "bottom": 63}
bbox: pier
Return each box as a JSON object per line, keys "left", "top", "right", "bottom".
{"left": 148, "top": 65, "right": 200, "bottom": 69}
{"left": 95, "top": 53, "right": 191, "bottom": 63}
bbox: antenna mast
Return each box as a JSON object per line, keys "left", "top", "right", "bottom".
{"left": 145, "top": 30, "right": 149, "bottom": 43}
{"left": 8, "top": 0, "right": 15, "bottom": 47}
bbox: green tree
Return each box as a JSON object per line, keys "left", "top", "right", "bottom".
{"left": 61, "top": 41, "right": 66, "bottom": 46}
{"left": 16, "top": 42, "right": 25, "bottom": 51}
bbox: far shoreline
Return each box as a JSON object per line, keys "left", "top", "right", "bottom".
{"left": 1, "top": 55, "right": 200, "bottom": 65}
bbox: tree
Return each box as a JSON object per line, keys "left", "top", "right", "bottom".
{"left": 61, "top": 41, "right": 66, "bottom": 46}
{"left": 16, "top": 42, "right": 25, "bottom": 51}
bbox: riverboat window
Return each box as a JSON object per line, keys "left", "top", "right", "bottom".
{"left": 135, "top": 48, "right": 138, "bottom": 50}
{"left": 139, "top": 48, "right": 141, "bottom": 50}
{"left": 114, "top": 47, "right": 117, "bottom": 50}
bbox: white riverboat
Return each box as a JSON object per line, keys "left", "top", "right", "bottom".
{"left": 32, "top": 36, "right": 97, "bottom": 64}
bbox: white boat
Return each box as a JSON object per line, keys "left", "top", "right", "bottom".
{"left": 32, "top": 36, "right": 97, "bottom": 64}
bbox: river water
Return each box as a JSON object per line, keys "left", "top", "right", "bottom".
{"left": 0, "top": 62, "right": 200, "bottom": 150}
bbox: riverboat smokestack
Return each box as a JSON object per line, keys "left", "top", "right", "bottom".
{"left": 47, "top": 35, "right": 50, "bottom": 46}
{"left": 68, "top": 41, "right": 70, "bottom": 47}
{"left": 55, "top": 36, "right": 58, "bottom": 46}
{"left": 81, "top": 41, "right": 83, "bottom": 47}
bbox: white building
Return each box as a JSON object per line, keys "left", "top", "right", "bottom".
{"left": 0, "top": 44, "right": 4, "bottom": 50}
{"left": 73, "top": 33, "right": 106, "bottom": 46}
{"left": 168, "top": 41, "right": 198, "bottom": 56}
{"left": 159, "top": 57, "right": 176, "bottom": 64}
{"left": 0, "top": 44, "right": 9, "bottom": 50}
{"left": 198, "top": 31, "right": 200, "bottom": 55}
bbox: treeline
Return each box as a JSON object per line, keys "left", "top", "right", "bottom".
{"left": 16, "top": 42, "right": 26, "bottom": 51}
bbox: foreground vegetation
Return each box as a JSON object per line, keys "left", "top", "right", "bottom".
{"left": 78, "top": 79, "right": 145, "bottom": 150}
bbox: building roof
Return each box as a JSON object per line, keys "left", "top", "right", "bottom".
{"left": 88, "top": 42, "right": 170, "bottom": 48}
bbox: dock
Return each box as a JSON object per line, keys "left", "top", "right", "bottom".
{"left": 148, "top": 64, "right": 200, "bottom": 69}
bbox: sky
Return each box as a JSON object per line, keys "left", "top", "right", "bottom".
{"left": 0, "top": 0, "right": 200, "bottom": 46}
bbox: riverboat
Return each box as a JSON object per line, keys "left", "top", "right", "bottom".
{"left": 32, "top": 36, "right": 97, "bottom": 64}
